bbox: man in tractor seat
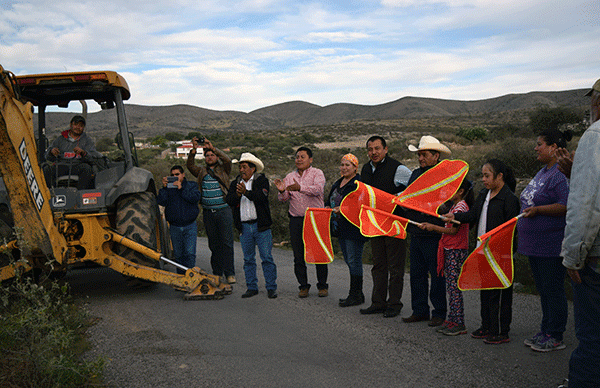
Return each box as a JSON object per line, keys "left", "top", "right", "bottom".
{"left": 43, "top": 115, "right": 102, "bottom": 190}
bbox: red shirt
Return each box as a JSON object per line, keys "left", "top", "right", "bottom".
{"left": 440, "top": 200, "right": 469, "bottom": 250}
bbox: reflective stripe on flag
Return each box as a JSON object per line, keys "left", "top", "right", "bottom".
{"left": 302, "top": 208, "right": 334, "bottom": 264}
{"left": 359, "top": 205, "right": 408, "bottom": 239}
{"left": 458, "top": 217, "right": 518, "bottom": 291}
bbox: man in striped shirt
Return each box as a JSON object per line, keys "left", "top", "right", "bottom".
{"left": 187, "top": 138, "right": 236, "bottom": 284}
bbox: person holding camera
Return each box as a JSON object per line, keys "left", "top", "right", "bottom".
{"left": 187, "top": 137, "right": 236, "bottom": 284}
{"left": 157, "top": 165, "right": 202, "bottom": 274}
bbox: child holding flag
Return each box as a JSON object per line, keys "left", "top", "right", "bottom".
{"left": 445, "top": 159, "right": 520, "bottom": 344}
{"left": 419, "top": 179, "right": 474, "bottom": 335}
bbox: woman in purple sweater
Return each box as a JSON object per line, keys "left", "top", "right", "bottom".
{"left": 518, "top": 128, "right": 572, "bottom": 352}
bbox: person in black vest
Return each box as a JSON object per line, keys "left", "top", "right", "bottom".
{"left": 402, "top": 136, "right": 451, "bottom": 327}
{"left": 359, "top": 136, "right": 412, "bottom": 317}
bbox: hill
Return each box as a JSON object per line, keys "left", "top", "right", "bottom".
{"left": 38, "top": 89, "right": 589, "bottom": 140}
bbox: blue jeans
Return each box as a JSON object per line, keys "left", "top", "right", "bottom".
{"left": 240, "top": 222, "right": 277, "bottom": 291}
{"left": 169, "top": 221, "right": 197, "bottom": 274}
{"left": 528, "top": 256, "right": 568, "bottom": 340}
{"left": 339, "top": 238, "right": 364, "bottom": 277}
{"left": 409, "top": 234, "right": 446, "bottom": 319}
{"left": 568, "top": 264, "right": 600, "bottom": 388}
{"left": 203, "top": 206, "right": 235, "bottom": 277}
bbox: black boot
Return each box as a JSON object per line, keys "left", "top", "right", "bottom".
{"left": 339, "top": 275, "right": 364, "bottom": 307}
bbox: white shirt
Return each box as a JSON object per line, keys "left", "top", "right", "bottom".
{"left": 476, "top": 190, "right": 491, "bottom": 247}
{"left": 240, "top": 175, "right": 258, "bottom": 222}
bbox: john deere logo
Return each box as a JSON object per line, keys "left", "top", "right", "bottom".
{"left": 19, "top": 139, "right": 44, "bottom": 211}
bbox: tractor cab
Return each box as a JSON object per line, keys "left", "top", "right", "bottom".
{"left": 15, "top": 71, "right": 152, "bottom": 213}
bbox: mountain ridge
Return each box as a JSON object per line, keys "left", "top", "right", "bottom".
{"left": 38, "top": 89, "right": 589, "bottom": 139}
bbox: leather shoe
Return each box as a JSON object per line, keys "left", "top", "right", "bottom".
{"left": 241, "top": 289, "right": 258, "bottom": 298}
{"left": 402, "top": 314, "right": 429, "bottom": 323}
{"left": 383, "top": 308, "right": 401, "bottom": 318}
{"left": 428, "top": 316, "right": 445, "bottom": 327}
{"left": 298, "top": 288, "right": 309, "bottom": 298}
{"left": 360, "top": 305, "right": 386, "bottom": 315}
{"left": 267, "top": 289, "right": 278, "bottom": 299}
{"left": 318, "top": 289, "right": 328, "bottom": 297}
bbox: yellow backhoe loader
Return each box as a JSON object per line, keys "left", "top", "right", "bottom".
{"left": 0, "top": 65, "right": 231, "bottom": 300}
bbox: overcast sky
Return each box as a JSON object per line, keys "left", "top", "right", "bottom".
{"left": 1, "top": 0, "right": 598, "bottom": 112}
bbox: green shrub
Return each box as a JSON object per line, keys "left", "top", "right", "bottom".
{"left": 457, "top": 126, "right": 488, "bottom": 141}
{"left": 0, "top": 271, "right": 104, "bottom": 387}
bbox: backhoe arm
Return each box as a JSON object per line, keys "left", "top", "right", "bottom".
{"left": 0, "top": 66, "right": 67, "bottom": 273}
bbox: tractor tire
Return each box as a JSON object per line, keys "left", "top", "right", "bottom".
{"left": 115, "top": 192, "right": 160, "bottom": 288}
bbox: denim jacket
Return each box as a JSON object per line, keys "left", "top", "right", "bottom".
{"left": 561, "top": 120, "right": 600, "bottom": 270}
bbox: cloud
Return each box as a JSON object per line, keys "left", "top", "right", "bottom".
{"left": 1, "top": 0, "right": 598, "bottom": 112}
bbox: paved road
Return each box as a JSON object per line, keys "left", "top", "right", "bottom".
{"left": 70, "top": 238, "right": 574, "bottom": 388}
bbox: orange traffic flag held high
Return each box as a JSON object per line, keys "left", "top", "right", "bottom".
{"left": 458, "top": 216, "right": 521, "bottom": 291}
{"left": 302, "top": 208, "right": 334, "bottom": 264}
{"left": 339, "top": 181, "right": 397, "bottom": 228}
{"left": 394, "top": 159, "right": 469, "bottom": 219}
{"left": 359, "top": 205, "right": 412, "bottom": 239}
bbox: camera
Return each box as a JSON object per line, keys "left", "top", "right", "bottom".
{"left": 167, "top": 176, "right": 178, "bottom": 188}
{"left": 198, "top": 137, "right": 205, "bottom": 144}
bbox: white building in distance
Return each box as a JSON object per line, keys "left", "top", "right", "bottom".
{"left": 175, "top": 141, "right": 204, "bottom": 159}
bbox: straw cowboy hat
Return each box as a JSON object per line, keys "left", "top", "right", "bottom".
{"left": 233, "top": 152, "right": 264, "bottom": 173}
{"left": 408, "top": 136, "right": 451, "bottom": 158}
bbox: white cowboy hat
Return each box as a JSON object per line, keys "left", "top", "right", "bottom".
{"left": 408, "top": 136, "right": 451, "bottom": 158}
{"left": 233, "top": 152, "right": 264, "bottom": 173}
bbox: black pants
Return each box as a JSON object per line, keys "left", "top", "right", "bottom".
{"left": 370, "top": 236, "right": 406, "bottom": 309}
{"left": 480, "top": 286, "right": 513, "bottom": 335}
{"left": 289, "top": 216, "right": 328, "bottom": 290}
{"left": 43, "top": 162, "right": 93, "bottom": 190}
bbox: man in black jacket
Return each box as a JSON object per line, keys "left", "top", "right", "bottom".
{"left": 226, "top": 153, "right": 278, "bottom": 299}
{"left": 402, "top": 136, "right": 451, "bottom": 326}
{"left": 157, "top": 165, "right": 202, "bottom": 274}
{"left": 359, "top": 136, "right": 412, "bottom": 318}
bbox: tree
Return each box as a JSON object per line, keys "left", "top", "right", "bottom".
{"left": 96, "top": 137, "right": 116, "bottom": 152}
{"left": 164, "top": 132, "right": 184, "bottom": 142}
{"left": 528, "top": 106, "right": 582, "bottom": 133}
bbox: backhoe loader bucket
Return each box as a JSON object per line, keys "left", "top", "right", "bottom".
{"left": 183, "top": 269, "right": 233, "bottom": 300}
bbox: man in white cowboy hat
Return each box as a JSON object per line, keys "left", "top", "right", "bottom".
{"left": 226, "top": 153, "right": 278, "bottom": 299}
{"left": 403, "top": 135, "right": 451, "bottom": 327}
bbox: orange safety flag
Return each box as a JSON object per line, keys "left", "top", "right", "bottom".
{"left": 339, "top": 181, "right": 397, "bottom": 228}
{"left": 302, "top": 208, "right": 334, "bottom": 264}
{"left": 458, "top": 217, "right": 518, "bottom": 291}
{"left": 359, "top": 205, "right": 409, "bottom": 239}
{"left": 394, "top": 159, "right": 469, "bottom": 217}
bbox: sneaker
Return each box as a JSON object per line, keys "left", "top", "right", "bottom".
{"left": 436, "top": 321, "right": 452, "bottom": 333}
{"left": 471, "top": 327, "right": 490, "bottom": 339}
{"left": 531, "top": 335, "right": 566, "bottom": 352}
{"left": 226, "top": 275, "right": 236, "bottom": 284}
{"left": 442, "top": 323, "right": 467, "bottom": 336}
{"left": 267, "top": 289, "right": 278, "bottom": 299}
{"left": 483, "top": 334, "right": 510, "bottom": 344}
{"left": 524, "top": 332, "right": 544, "bottom": 348}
